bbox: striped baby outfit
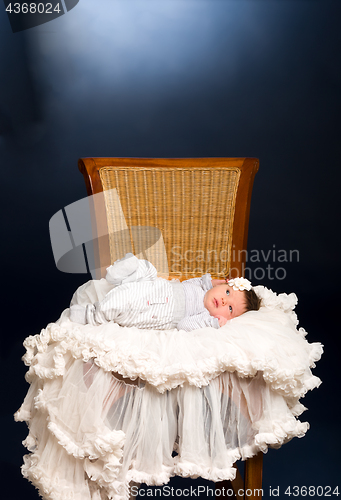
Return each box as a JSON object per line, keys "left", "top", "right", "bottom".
{"left": 75, "top": 254, "right": 220, "bottom": 331}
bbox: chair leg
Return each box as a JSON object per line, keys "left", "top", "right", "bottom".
{"left": 215, "top": 480, "right": 235, "bottom": 499}
{"left": 244, "top": 453, "right": 263, "bottom": 500}
{"left": 215, "top": 466, "right": 244, "bottom": 500}
{"left": 232, "top": 466, "right": 245, "bottom": 500}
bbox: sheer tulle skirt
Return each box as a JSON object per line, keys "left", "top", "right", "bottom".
{"left": 16, "top": 354, "right": 309, "bottom": 500}
{"left": 15, "top": 284, "right": 323, "bottom": 500}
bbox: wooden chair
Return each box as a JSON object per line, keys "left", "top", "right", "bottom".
{"left": 78, "top": 157, "right": 262, "bottom": 500}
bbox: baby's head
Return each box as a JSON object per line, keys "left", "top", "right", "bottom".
{"left": 204, "top": 278, "right": 261, "bottom": 321}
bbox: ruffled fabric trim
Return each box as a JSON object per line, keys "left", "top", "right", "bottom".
{"left": 173, "top": 462, "right": 237, "bottom": 482}
{"left": 47, "top": 420, "right": 125, "bottom": 462}
{"left": 21, "top": 453, "right": 88, "bottom": 500}
{"left": 15, "top": 284, "right": 323, "bottom": 500}
{"left": 21, "top": 452, "right": 129, "bottom": 500}
{"left": 20, "top": 305, "right": 322, "bottom": 402}
{"left": 18, "top": 416, "right": 312, "bottom": 499}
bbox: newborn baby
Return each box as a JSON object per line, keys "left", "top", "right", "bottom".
{"left": 70, "top": 254, "right": 261, "bottom": 331}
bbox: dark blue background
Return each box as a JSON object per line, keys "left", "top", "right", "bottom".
{"left": 0, "top": 1, "right": 339, "bottom": 498}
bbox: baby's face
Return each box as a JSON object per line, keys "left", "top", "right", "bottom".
{"left": 204, "top": 284, "right": 247, "bottom": 320}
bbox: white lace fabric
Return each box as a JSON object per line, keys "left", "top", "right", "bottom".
{"left": 15, "top": 285, "right": 323, "bottom": 500}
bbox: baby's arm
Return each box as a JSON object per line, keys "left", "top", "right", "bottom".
{"left": 183, "top": 275, "right": 228, "bottom": 291}
{"left": 183, "top": 274, "right": 214, "bottom": 292}
{"left": 177, "top": 311, "right": 219, "bottom": 332}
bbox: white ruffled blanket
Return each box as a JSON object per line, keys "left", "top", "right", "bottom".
{"left": 15, "top": 285, "right": 323, "bottom": 500}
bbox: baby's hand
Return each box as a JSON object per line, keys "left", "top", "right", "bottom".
{"left": 217, "top": 315, "right": 228, "bottom": 327}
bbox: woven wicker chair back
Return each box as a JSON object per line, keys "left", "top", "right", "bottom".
{"left": 78, "top": 158, "right": 259, "bottom": 280}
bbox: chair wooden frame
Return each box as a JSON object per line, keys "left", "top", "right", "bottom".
{"left": 78, "top": 157, "right": 262, "bottom": 500}
{"left": 79, "top": 157, "right": 259, "bottom": 280}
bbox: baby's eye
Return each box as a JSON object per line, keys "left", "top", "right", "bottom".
{"left": 229, "top": 305, "right": 232, "bottom": 312}
{"left": 225, "top": 290, "right": 230, "bottom": 296}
